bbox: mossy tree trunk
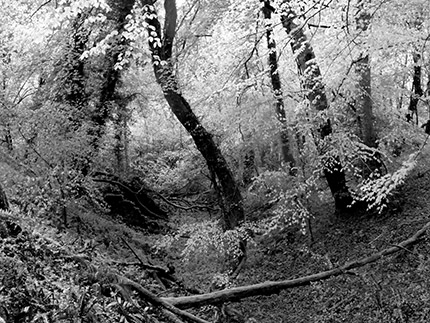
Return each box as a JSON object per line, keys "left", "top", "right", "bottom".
{"left": 261, "top": 0, "right": 296, "bottom": 174}
{"left": 89, "top": 0, "right": 136, "bottom": 159}
{"left": 279, "top": 2, "right": 353, "bottom": 211}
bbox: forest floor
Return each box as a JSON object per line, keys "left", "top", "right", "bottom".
{"left": 2, "top": 151, "right": 430, "bottom": 322}
{"left": 230, "top": 164, "right": 430, "bottom": 322}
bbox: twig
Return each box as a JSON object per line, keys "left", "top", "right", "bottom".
{"left": 30, "top": 0, "right": 53, "bottom": 18}
{"left": 388, "top": 243, "right": 418, "bottom": 255}
{"left": 92, "top": 177, "right": 166, "bottom": 220}
{"left": 121, "top": 237, "right": 168, "bottom": 289}
{"left": 153, "top": 191, "right": 216, "bottom": 211}
{"left": 121, "top": 238, "right": 168, "bottom": 273}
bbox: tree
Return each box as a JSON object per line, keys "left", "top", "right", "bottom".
{"left": 0, "top": 183, "right": 9, "bottom": 211}
{"left": 88, "top": 0, "right": 136, "bottom": 173}
{"left": 408, "top": 52, "right": 423, "bottom": 125}
{"left": 261, "top": 0, "right": 296, "bottom": 174}
{"left": 278, "top": 1, "right": 353, "bottom": 211}
{"left": 141, "top": 0, "right": 245, "bottom": 232}
{"left": 354, "top": 0, "right": 377, "bottom": 148}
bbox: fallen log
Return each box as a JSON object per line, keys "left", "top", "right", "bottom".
{"left": 117, "top": 275, "right": 210, "bottom": 323}
{"left": 161, "top": 220, "right": 430, "bottom": 309}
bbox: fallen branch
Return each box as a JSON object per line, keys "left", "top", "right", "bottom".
{"left": 92, "top": 177, "right": 166, "bottom": 220}
{"left": 117, "top": 275, "right": 210, "bottom": 323}
{"left": 64, "top": 246, "right": 206, "bottom": 323}
{"left": 162, "top": 220, "right": 430, "bottom": 309}
{"left": 122, "top": 237, "right": 169, "bottom": 289}
{"left": 152, "top": 191, "right": 217, "bottom": 211}
{"left": 121, "top": 238, "right": 168, "bottom": 273}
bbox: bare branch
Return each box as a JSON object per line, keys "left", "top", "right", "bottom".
{"left": 30, "top": 0, "right": 53, "bottom": 19}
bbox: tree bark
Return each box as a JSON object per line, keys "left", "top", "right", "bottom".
{"left": 89, "top": 0, "right": 136, "bottom": 152}
{"left": 261, "top": 0, "right": 296, "bottom": 173}
{"left": 161, "top": 219, "right": 430, "bottom": 309}
{"left": 355, "top": 0, "right": 377, "bottom": 147}
{"left": 408, "top": 52, "right": 423, "bottom": 125}
{"left": 60, "top": 13, "right": 89, "bottom": 112}
{"left": 279, "top": 2, "right": 353, "bottom": 211}
{"left": 0, "top": 183, "right": 9, "bottom": 211}
{"left": 142, "top": 0, "right": 244, "bottom": 231}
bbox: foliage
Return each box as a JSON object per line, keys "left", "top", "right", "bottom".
{"left": 156, "top": 219, "right": 246, "bottom": 264}
{"left": 1, "top": 0, "right": 430, "bottom": 321}
{"left": 357, "top": 152, "right": 418, "bottom": 213}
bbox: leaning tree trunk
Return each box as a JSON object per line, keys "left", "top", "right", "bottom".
{"left": 279, "top": 2, "right": 353, "bottom": 211}
{"left": 261, "top": 0, "right": 296, "bottom": 174}
{"left": 142, "top": 0, "right": 244, "bottom": 231}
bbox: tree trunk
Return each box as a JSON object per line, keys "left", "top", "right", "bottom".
{"left": 408, "top": 52, "right": 423, "bottom": 125}
{"left": 142, "top": 0, "right": 244, "bottom": 231}
{"left": 355, "top": 0, "right": 377, "bottom": 147}
{"left": 4, "top": 125, "right": 13, "bottom": 152}
{"left": 113, "top": 105, "right": 129, "bottom": 176}
{"left": 279, "top": 2, "right": 353, "bottom": 211}
{"left": 55, "top": 13, "right": 89, "bottom": 126}
{"left": 0, "top": 183, "right": 9, "bottom": 211}
{"left": 89, "top": 0, "right": 135, "bottom": 152}
{"left": 261, "top": 0, "right": 296, "bottom": 174}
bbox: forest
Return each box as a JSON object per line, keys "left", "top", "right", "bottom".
{"left": 0, "top": 0, "right": 430, "bottom": 322}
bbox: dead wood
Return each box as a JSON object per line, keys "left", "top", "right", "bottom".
{"left": 161, "top": 220, "right": 430, "bottom": 309}
{"left": 93, "top": 177, "right": 166, "bottom": 220}
{"left": 116, "top": 275, "right": 211, "bottom": 323}
{"left": 153, "top": 191, "right": 217, "bottom": 211}
{"left": 64, "top": 255, "right": 208, "bottom": 323}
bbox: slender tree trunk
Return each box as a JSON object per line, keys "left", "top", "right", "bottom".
{"left": 408, "top": 52, "right": 423, "bottom": 125}
{"left": 0, "top": 183, "right": 9, "bottom": 211}
{"left": 261, "top": 0, "right": 296, "bottom": 174}
{"left": 58, "top": 13, "right": 89, "bottom": 125}
{"left": 279, "top": 2, "right": 353, "bottom": 211}
{"left": 355, "top": 0, "right": 377, "bottom": 147}
{"left": 113, "top": 103, "right": 129, "bottom": 176}
{"left": 242, "top": 148, "right": 255, "bottom": 186}
{"left": 142, "top": 0, "right": 244, "bottom": 231}
{"left": 4, "top": 126, "right": 13, "bottom": 152}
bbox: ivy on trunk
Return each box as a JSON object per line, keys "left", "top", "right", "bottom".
{"left": 279, "top": 2, "right": 353, "bottom": 211}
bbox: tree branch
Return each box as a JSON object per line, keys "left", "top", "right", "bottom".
{"left": 92, "top": 177, "right": 166, "bottom": 220}
{"left": 117, "top": 275, "right": 211, "bottom": 323}
{"left": 161, "top": 220, "right": 430, "bottom": 309}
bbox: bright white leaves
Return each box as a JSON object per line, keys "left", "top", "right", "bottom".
{"left": 50, "top": 0, "right": 110, "bottom": 29}
{"left": 358, "top": 152, "right": 418, "bottom": 213}
{"left": 80, "top": 30, "right": 118, "bottom": 60}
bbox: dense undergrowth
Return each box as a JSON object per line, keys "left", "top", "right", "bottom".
{"left": 2, "top": 154, "right": 430, "bottom": 323}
